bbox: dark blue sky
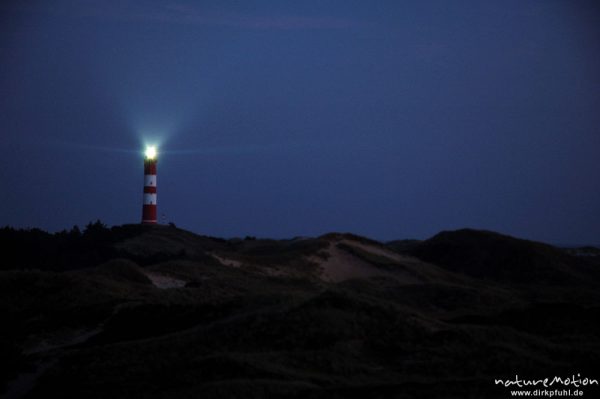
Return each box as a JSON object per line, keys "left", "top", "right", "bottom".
{"left": 1, "top": 1, "right": 599, "bottom": 243}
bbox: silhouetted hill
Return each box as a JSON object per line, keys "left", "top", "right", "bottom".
{"left": 1, "top": 225, "right": 599, "bottom": 399}
{"left": 407, "top": 229, "right": 600, "bottom": 285}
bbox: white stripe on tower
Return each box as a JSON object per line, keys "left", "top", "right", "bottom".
{"left": 144, "top": 175, "right": 156, "bottom": 187}
{"left": 143, "top": 193, "right": 157, "bottom": 205}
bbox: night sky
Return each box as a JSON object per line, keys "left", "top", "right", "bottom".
{"left": 1, "top": 1, "right": 599, "bottom": 244}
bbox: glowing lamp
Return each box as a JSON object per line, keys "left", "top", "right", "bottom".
{"left": 145, "top": 145, "right": 157, "bottom": 160}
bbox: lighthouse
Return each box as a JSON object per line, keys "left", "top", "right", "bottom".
{"left": 141, "top": 146, "right": 158, "bottom": 224}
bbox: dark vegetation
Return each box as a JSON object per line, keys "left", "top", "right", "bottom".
{"left": 225, "top": 237, "right": 328, "bottom": 266}
{"left": 0, "top": 224, "right": 599, "bottom": 398}
{"left": 1, "top": 222, "right": 161, "bottom": 271}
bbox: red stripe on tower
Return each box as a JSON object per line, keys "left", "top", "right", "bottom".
{"left": 141, "top": 146, "right": 158, "bottom": 224}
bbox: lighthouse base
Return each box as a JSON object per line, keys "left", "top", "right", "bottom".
{"left": 141, "top": 204, "right": 157, "bottom": 224}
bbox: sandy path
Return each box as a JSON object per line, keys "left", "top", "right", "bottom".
{"left": 311, "top": 243, "right": 390, "bottom": 282}
{"left": 310, "top": 239, "right": 429, "bottom": 284}
{"left": 141, "top": 271, "right": 187, "bottom": 289}
{"left": 211, "top": 254, "right": 243, "bottom": 268}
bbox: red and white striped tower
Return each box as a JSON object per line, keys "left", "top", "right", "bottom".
{"left": 141, "top": 146, "right": 158, "bottom": 224}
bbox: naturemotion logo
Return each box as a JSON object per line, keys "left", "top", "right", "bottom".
{"left": 495, "top": 374, "right": 598, "bottom": 397}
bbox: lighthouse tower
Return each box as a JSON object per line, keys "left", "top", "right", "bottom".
{"left": 141, "top": 146, "right": 158, "bottom": 224}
